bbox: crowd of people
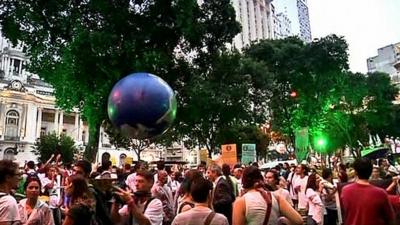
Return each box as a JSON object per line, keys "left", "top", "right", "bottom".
{"left": 0, "top": 154, "right": 399, "bottom": 225}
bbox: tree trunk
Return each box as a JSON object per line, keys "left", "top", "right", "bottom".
{"left": 84, "top": 120, "right": 101, "bottom": 162}
{"left": 137, "top": 149, "right": 141, "bottom": 162}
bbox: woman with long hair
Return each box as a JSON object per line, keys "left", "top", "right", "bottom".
{"left": 62, "top": 175, "right": 95, "bottom": 225}
{"left": 232, "top": 166, "right": 302, "bottom": 225}
{"left": 305, "top": 173, "right": 324, "bottom": 225}
{"left": 18, "top": 175, "right": 54, "bottom": 225}
{"left": 175, "top": 169, "right": 203, "bottom": 214}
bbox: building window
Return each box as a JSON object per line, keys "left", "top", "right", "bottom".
{"left": 82, "top": 130, "right": 86, "bottom": 143}
{"left": 5, "top": 110, "right": 19, "bottom": 140}
{"left": 13, "top": 59, "right": 21, "bottom": 75}
{"left": 40, "top": 127, "right": 47, "bottom": 137}
{"left": 3, "top": 148, "right": 15, "bottom": 160}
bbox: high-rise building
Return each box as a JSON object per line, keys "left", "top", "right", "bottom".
{"left": 274, "top": 12, "right": 292, "bottom": 39}
{"left": 273, "top": 0, "right": 312, "bottom": 42}
{"left": 232, "top": 0, "right": 274, "bottom": 49}
{"left": 367, "top": 42, "right": 400, "bottom": 83}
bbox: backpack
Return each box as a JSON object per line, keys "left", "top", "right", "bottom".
{"left": 177, "top": 201, "right": 195, "bottom": 214}
{"left": 89, "top": 185, "right": 113, "bottom": 225}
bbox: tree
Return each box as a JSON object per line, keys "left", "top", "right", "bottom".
{"left": 0, "top": 0, "right": 242, "bottom": 160}
{"left": 104, "top": 121, "right": 152, "bottom": 161}
{"left": 245, "top": 35, "right": 399, "bottom": 158}
{"left": 175, "top": 51, "right": 271, "bottom": 158}
{"left": 32, "top": 132, "right": 77, "bottom": 164}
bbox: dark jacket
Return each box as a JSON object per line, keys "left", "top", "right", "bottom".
{"left": 212, "top": 177, "right": 235, "bottom": 225}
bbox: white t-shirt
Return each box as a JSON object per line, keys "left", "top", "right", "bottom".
{"left": 0, "top": 193, "right": 21, "bottom": 223}
{"left": 294, "top": 175, "right": 309, "bottom": 209}
{"left": 306, "top": 188, "right": 324, "bottom": 224}
{"left": 125, "top": 172, "right": 137, "bottom": 192}
{"left": 119, "top": 198, "right": 163, "bottom": 225}
{"left": 287, "top": 172, "right": 299, "bottom": 200}
{"left": 274, "top": 188, "right": 293, "bottom": 207}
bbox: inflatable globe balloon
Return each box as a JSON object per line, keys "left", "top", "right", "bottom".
{"left": 107, "top": 72, "right": 177, "bottom": 139}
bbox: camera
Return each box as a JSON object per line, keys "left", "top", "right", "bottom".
{"left": 112, "top": 192, "right": 125, "bottom": 205}
{"left": 133, "top": 191, "right": 151, "bottom": 198}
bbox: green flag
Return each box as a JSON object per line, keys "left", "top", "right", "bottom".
{"left": 295, "top": 127, "right": 309, "bottom": 162}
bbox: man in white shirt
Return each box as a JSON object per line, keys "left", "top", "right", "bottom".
{"left": 0, "top": 160, "right": 21, "bottom": 225}
{"left": 152, "top": 170, "right": 175, "bottom": 225}
{"left": 113, "top": 170, "right": 163, "bottom": 225}
{"left": 293, "top": 164, "right": 309, "bottom": 212}
{"left": 287, "top": 165, "right": 299, "bottom": 208}
{"left": 264, "top": 169, "right": 293, "bottom": 207}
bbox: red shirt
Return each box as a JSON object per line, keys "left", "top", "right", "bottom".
{"left": 341, "top": 182, "right": 395, "bottom": 225}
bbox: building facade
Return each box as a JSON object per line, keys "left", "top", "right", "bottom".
{"left": 232, "top": 0, "right": 274, "bottom": 49}
{"left": 367, "top": 42, "right": 400, "bottom": 84}
{"left": 273, "top": 0, "right": 312, "bottom": 43}
{"left": 274, "top": 12, "right": 292, "bottom": 39}
{"left": 0, "top": 34, "right": 89, "bottom": 164}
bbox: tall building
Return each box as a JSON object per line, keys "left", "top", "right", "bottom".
{"left": 273, "top": 0, "right": 312, "bottom": 42}
{"left": 274, "top": 12, "right": 292, "bottom": 39}
{"left": 232, "top": 0, "right": 274, "bottom": 49}
{"left": 367, "top": 42, "right": 400, "bottom": 83}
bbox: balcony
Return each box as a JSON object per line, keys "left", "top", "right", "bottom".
{"left": 4, "top": 136, "right": 20, "bottom": 141}
{"left": 394, "top": 55, "right": 400, "bottom": 71}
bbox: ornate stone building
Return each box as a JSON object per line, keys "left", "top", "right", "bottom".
{"left": 0, "top": 34, "right": 89, "bottom": 164}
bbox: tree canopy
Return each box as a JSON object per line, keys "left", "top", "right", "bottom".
{"left": 0, "top": 0, "right": 249, "bottom": 159}
{"left": 245, "top": 35, "right": 399, "bottom": 159}
{"left": 32, "top": 132, "right": 77, "bottom": 164}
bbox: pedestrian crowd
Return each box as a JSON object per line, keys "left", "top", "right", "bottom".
{"left": 0, "top": 154, "right": 399, "bottom": 225}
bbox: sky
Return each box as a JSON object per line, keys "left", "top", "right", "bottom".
{"left": 307, "top": 0, "right": 400, "bottom": 73}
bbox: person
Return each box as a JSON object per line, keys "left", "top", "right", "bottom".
{"left": 126, "top": 163, "right": 141, "bottom": 192}
{"left": 286, "top": 164, "right": 299, "bottom": 208}
{"left": 72, "top": 160, "right": 113, "bottom": 225}
{"left": 112, "top": 170, "right": 163, "bottom": 225}
{"left": 341, "top": 157, "right": 395, "bottom": 225}
{"left": 175, "top": 170, "right": 203, "bottom": 214}
{"left": 171, "top": 177, "right": 228, "bottom": 225}
{"left": 319, "top": 168, "right": 337, "bottom": 225}
{"left": 62, "top": 174, "right": 96, "bottom": 225}
{"left": 170, "top": 171, "right": 182, "bottom": 198}
{"left": 18, "top": 175, "right": 54, "bottom": 225}
{"left": 40, "top": 165, "right": 62, "bottom": 225}
{"left": 152, "top": 170, "right": 174, "bottom": 225}
{"left": 293, "top": 164, "right": 309, "bottom": 214}
{"left": 264, "top": 169, "right": 293, "bottom": 207}
{"left": 305, "top": 174, "right": 324, "bottom": 225}
{"left": 337, "top": 163, "right": 348, "bottom": 183}
{"left": 0, "top": 160, "right": 22, "bottom": 225}
{"left": 95, "top": 161, "right": 117, "bottom": 179}
{"left": 207, "top": 164, "right": 235, "bottom": 225}
{"left": 232, "top": 166, "right": 302, "bottom": 225}
{"left": 222, "top": 164, "right": 238, "bottom": 197}
{"left": 370, "top": 166, "right": 382, "bottom": 180}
